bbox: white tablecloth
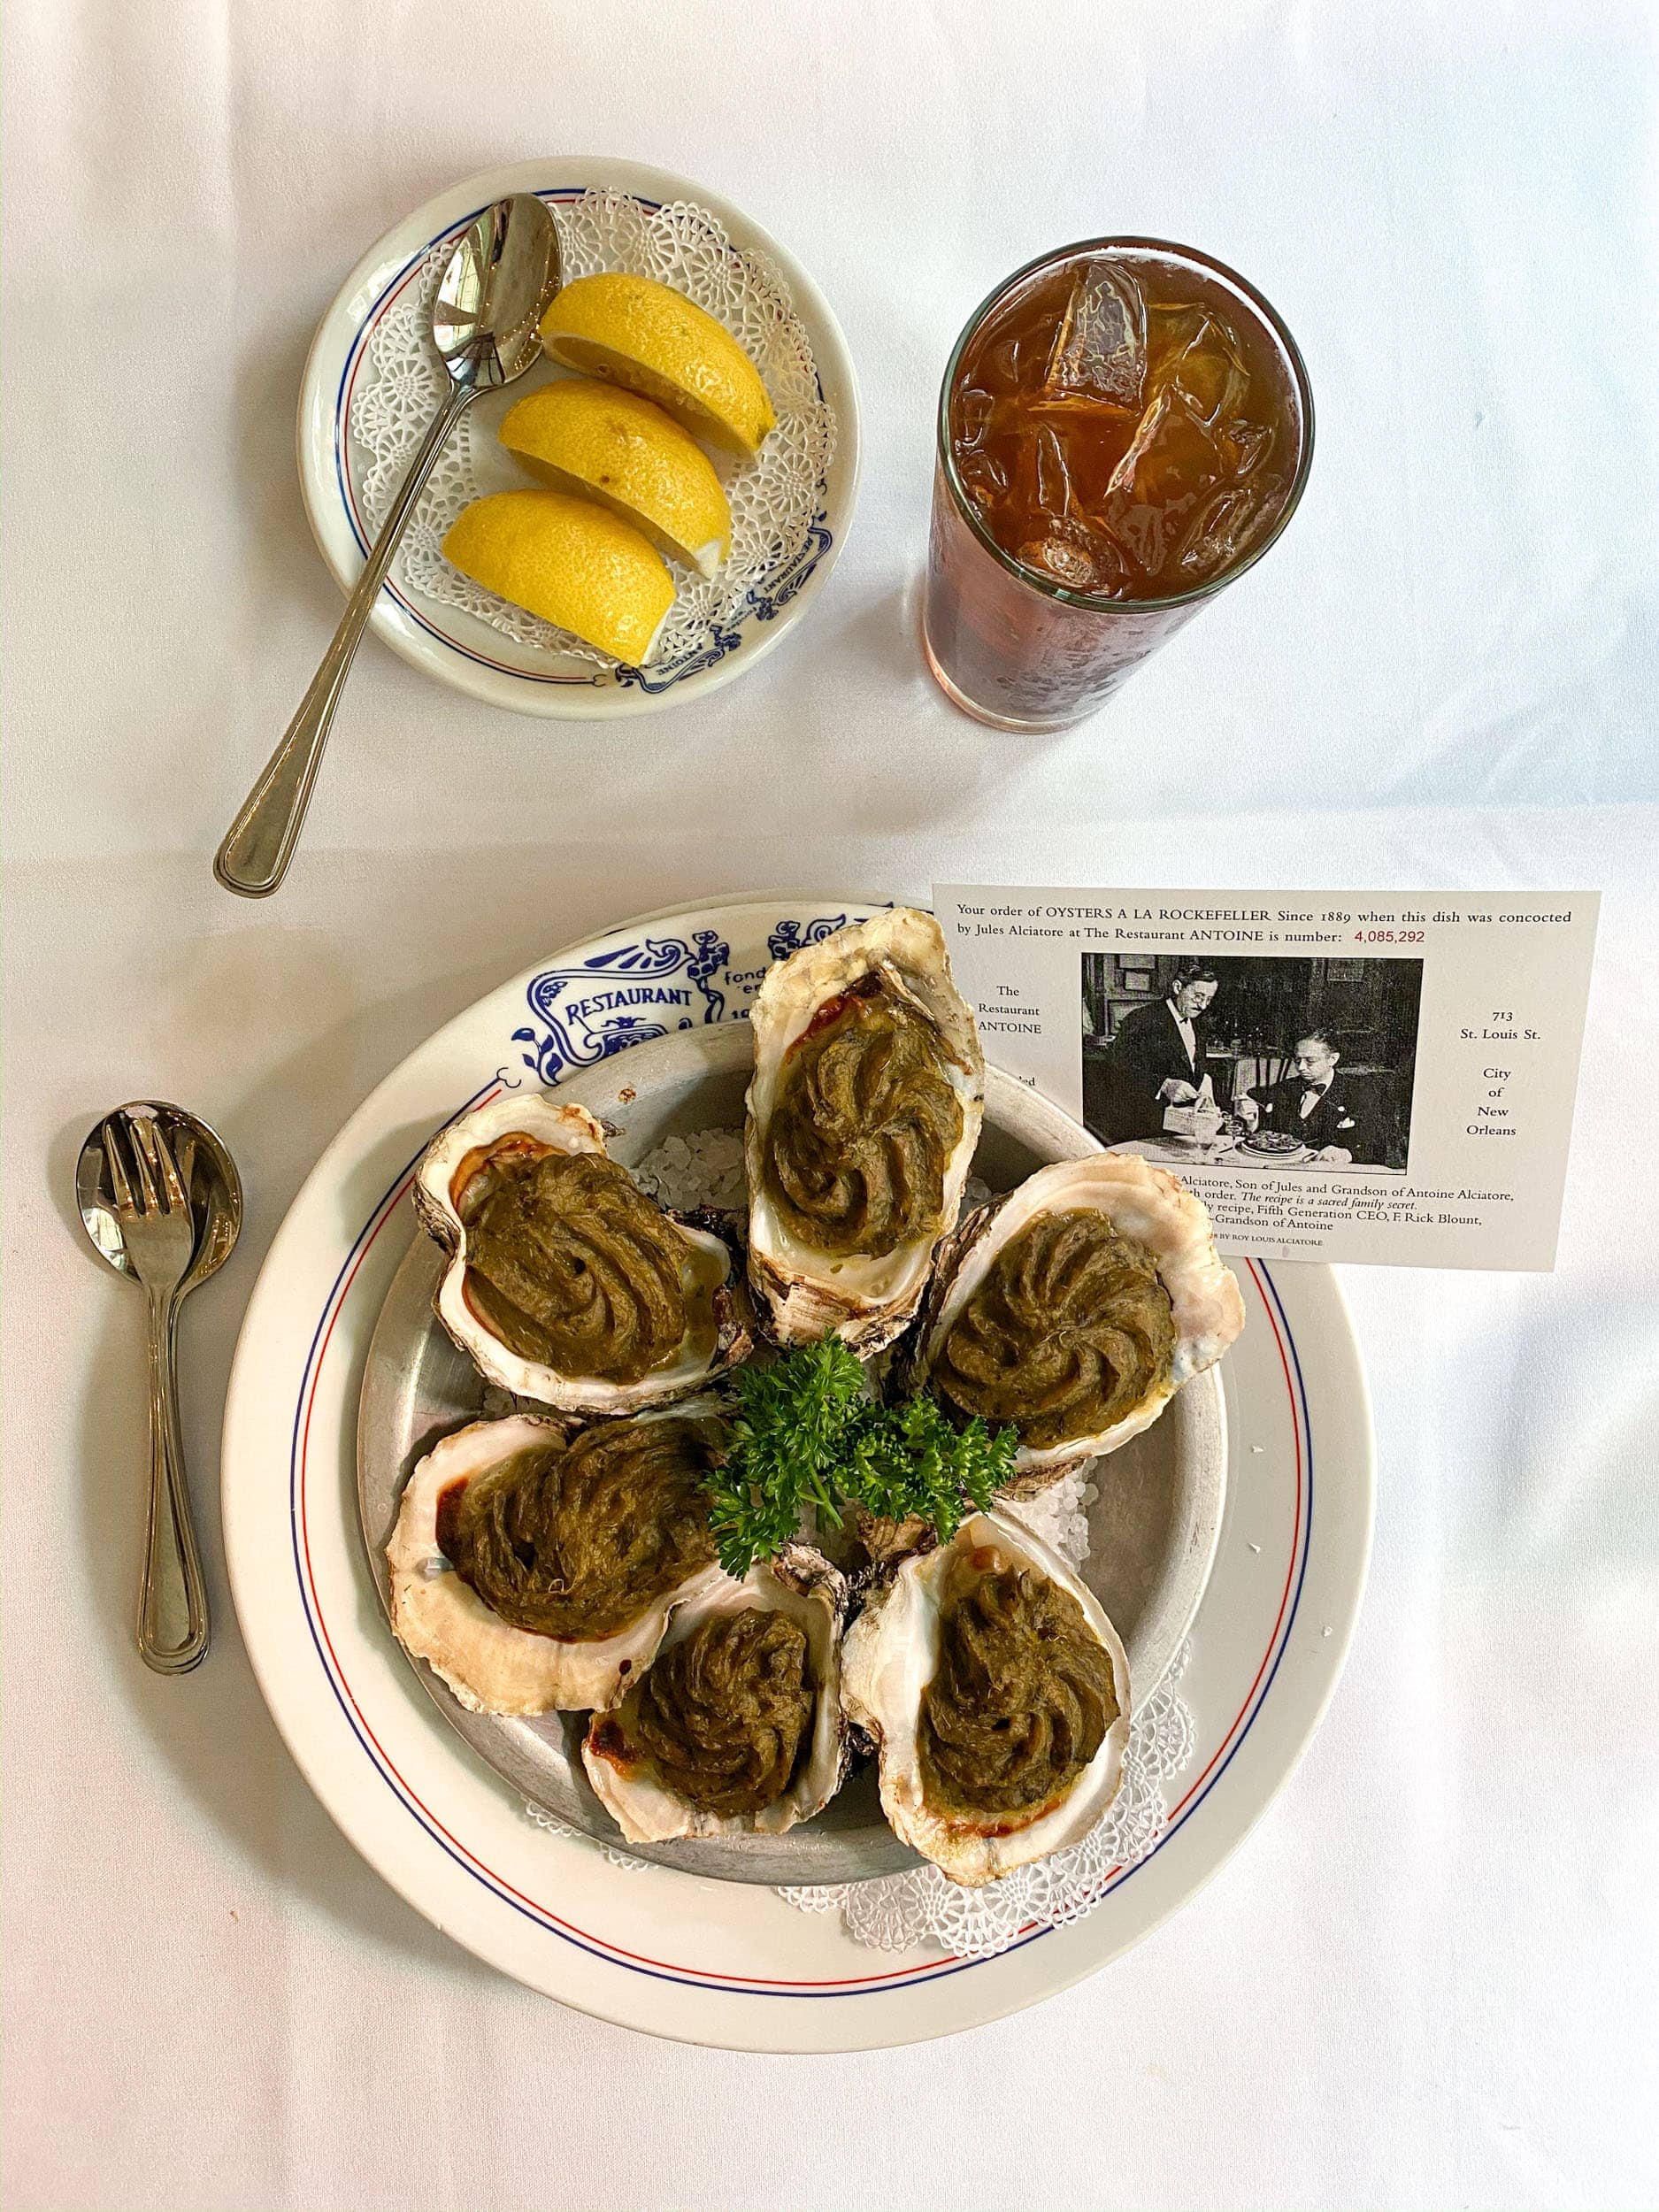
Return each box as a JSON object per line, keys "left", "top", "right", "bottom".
{"left": 4, "top": 3, "right": 1656, "bottom": 2207}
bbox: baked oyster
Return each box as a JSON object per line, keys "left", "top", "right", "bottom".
{"left": 387, "top": 1408, "right": 728, "bottom": 1716}
{"left": 414, "top": 1091, "right": 750, "bottom": 1415}
{"left": 745, "top": 909, "right": 984, "bottom": 1352}
{"left": 906, "top": 1152, "right": 1244, "bottom": 1487}
{"left": 841, "top": 1509, "right": 1130, "bottom": 1886}
{"left": 582, "top": 1542, "right": 849, "bottom": 1843}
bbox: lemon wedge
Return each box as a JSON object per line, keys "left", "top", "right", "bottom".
{"left": 442, "top": 490, "right": 675, "bottom": 664}
{"left": 499, "top": 378, "right": 732, "bottom": 580}
{"left": 539, "top": 274, "right": 776, "bottom": 458}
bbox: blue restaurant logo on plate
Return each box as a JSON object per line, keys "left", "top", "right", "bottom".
{"left": 614, "top": 513, "right": 834, "bottom": 695}
{"left": 512, "top": 932, "right": 734, "bottom": 1083}
{"left": 510, "top": 906, "right": 882, "bottom": 1084}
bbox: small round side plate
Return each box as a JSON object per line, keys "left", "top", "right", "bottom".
{"left": 296, "top": 158, "right": 861, "bottom": 718}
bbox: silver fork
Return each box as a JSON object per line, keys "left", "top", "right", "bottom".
{"left": 104, "top": 1113, "right": 210, "bottom": 1671}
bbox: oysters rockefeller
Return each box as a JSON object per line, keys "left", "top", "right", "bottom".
{"left": 582, "top": 1543, "right": 848, "bottom": 1843}
{"left": 745, "top": 907, "right": 984, "bottom": 1352}
{"left": 905, "top": 1153, "right": 1246, "bottom": 1488}
{"left": 384, "top": 908, "right": 1244, "bottom": 1885}
{"left": 388, "top": 1408, "right": 729, "bottom": 1715}
{"left": 414, "top": 1091, "right": 750, "bottom": 1413}
{"left": 842, "top": 1509, "right": 1131, "bottom": 1885}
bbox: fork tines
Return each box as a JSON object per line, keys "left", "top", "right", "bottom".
{"left": 104, "top": 1112, "right": 192, "bottom": 1219}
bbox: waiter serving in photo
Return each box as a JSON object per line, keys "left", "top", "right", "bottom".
{"left": 1237, "top": 1030, "right": 1382, "bottom": 1164}
{"left": 1098, "top": 965, "right": 1219, "bottom": 1140}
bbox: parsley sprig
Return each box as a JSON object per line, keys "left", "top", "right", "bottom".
{"left": 703, "top": 1339, "right": 1017, "bottom": 1578}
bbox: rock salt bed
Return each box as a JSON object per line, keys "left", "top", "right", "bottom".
{"left": 1004, "top": 1463, "right": 1100, "bottom": 1568}
{"left": 630, "top": 1125, "right": 746, "bottom": 1212}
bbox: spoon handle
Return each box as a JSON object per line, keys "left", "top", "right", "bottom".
{"left": 139, "top": 1286, "right": 209, "bottom": 1673}
{"left": 213, "top": 380, "right": 476, "bottom": 898}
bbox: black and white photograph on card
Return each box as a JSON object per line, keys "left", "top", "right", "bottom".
{"left": 1080, "top": 950, "right": 1425, "bottom": 1171}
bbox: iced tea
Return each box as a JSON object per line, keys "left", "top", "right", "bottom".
{"left": 923, "top": 240, "right": 1311, "bottom": 730}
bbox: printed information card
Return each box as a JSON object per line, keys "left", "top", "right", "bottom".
{"left": 934, "top": 885, "right": 1600, "bottom": 1270}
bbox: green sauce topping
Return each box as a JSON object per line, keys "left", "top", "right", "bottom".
{"left": 463, "top": 1150, "right": 696, "bottom": 1384}
{"left": 764, "top": 982, "right": 963, "bottom": 1258}
{"left": 919, "top": 1548, "right": 1118, "bottom": 1819}
{"left": 626, "top": 1608, "right": 812, "bottom": 1816}
{"left": 443, "top": 1417, "right": 720, "bottom": 1639}
{"left": 931, "top": 1208, "right": 1177, "bottom": 1449}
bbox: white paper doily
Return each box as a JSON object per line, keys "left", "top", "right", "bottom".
{"left": 775, "top": 1645, "right": 1194, "bottom": 1959}
{"left": 348, "top": 189, "right": 837, "bottom": 674}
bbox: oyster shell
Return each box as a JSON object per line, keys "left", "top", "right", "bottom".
{"left": 841, "top": 1508, "right": 1130, "bottom": 1886}
{"left": 907, "top": 1151, "right": 1244, "bottom": 1486}
{"left": 744, "top": 909, "right": 984, "bottom": 1352}
{"left": 386, "top": 1409, "right": 729, "bottom": 1716}
{"left": 582, "top": 1542, "right": 849, "bottom": 1843}
{"left": 414, "top": 1090, "right": 750, "bottom": 1415}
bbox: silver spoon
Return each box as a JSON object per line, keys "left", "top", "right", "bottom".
{"left": 214, "top": 193, "right": 562, "bottom": 898}
{"left": 76, "top": 1103, "right": 243, "bottom": 1671}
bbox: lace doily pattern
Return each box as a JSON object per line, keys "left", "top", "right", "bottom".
{"left": 348, "top": 190, "right": 838, "bottom": 687}
{"left": 775, "top": 1647, "right": 1194, "bottom": 1959}
{"left": 524, "top": 1801, "right": 650, "bottom": 1873}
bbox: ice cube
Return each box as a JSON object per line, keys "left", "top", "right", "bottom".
{"left": 1015, "top": 520, "right": 1126, "bottom": 595}
{"left": 1097, "top": 497, "right": 1178, "bottom": 581}
{"left": 1010, "top": 422, "right": 1076, "bottom": 526}
{"left": 1033, "top": 424, "right": 1072, "bottom": 517}
{"left": 1220, "top": 417, "right": 1276, "bottom": 479}
{"left": 954, "top": 387, "right": 995, "bottom": 449}
{"left": 1143, "top": 302, "right": 1211, "bottom": 358}
{"left": 1105, "top": 385, "right": 1226, "bottom": 509}
{"left": 979, "top": 325, "right": 1041, "bottom": 391}
{"left": 957, "top": 449, "right": 1009, "bottom": 507}
{"left": 1175, "top": 474, "right": 1287, "bottom": 579}
{"left": 1156, "top": 310, "right": 1251, "bottom": 428}
{"left": 1044, "top": 261, "right": 1147, "bottom": 410}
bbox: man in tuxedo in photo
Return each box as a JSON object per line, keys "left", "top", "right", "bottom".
{"left": 1096, "top": 965, "right": 1219, "bottom": 1141}
{"left": 1237, "top": 1030, "right": 1383, "bottom": 1164}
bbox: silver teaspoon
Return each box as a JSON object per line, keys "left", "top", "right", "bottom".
{"left": 213, "top": 193, "right": 562, "bottom": 898}
{"left": 76, "top": 1103, "right": 243, "bottom": 1671}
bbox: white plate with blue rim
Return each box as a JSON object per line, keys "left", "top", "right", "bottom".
{"left": 296, "top": 160, "right": 861, "bottom": 718}
{"left": 220, "top": 889, "right": 1374, "bottom": 2051}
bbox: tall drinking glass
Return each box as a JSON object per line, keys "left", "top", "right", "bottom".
{"left": 923, "top": 239, "right": 1313, "bottom": 732}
